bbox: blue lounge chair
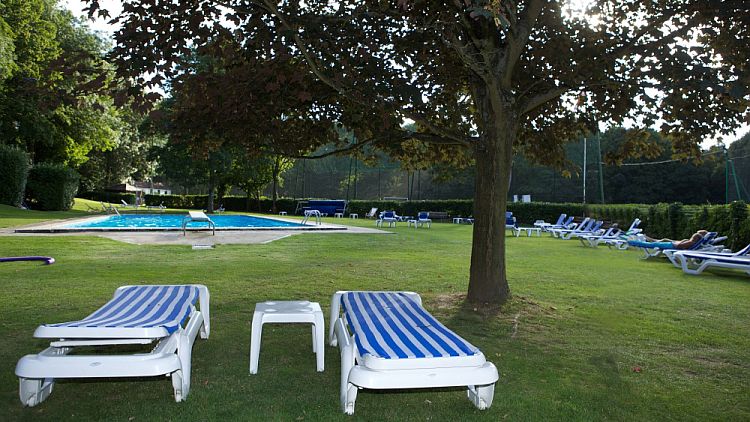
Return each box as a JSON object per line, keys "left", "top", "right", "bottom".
{"left": 672, "top": 244, "right": 750, "bottom": 275}
{"left": 376, "top": 211, "right": 398, "bottom": 228}
{"left": 550, "top": 217, "right": 590, "bottom": 238}
{"left": 666, "top": 241, "right": 747, "bottom": 268}
{"left": 534, "top": 214, "right": 566, "bottom": 231}
{"left": 16, "top": 285, "right": 210, "bottom": 406}
{"left": 329, "top": 291, "right": 498, "bottom": 414}
{"left": 578, "top": 225, "right": 621, "bottom": 247}
{"left": 628, "top": 232, "right": 719, "bottom": 259}
{"left": 594, "top": 219, "right": 642, "bottom": 249}
{"left": 407, "top": 212, "right": 432, "bottom": 228}
{"left": 505, "top": 212, "right": 516, "bottom": 233}
{"left": 560, "top": 219, "right": 604, "bottom": 240}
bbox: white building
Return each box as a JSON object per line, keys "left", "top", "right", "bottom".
{"left": 108, "top": 182, "right": 172, "bottom": 196}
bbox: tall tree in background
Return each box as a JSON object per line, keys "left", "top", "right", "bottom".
{"left": 88, "top": 0, "right": 749, "bottom": 304}
{"left": 0, "top": 1, "right": 121, "bottom": 165}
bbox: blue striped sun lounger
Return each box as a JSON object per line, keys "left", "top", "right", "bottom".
{"left": 329, "top": 291, "right": 498, "bottom": 415}
{"left": 16, "top": 284, "right": 210, "bottom": 407}
{"left": 38, "top": 285, "right": 200, "bottom": 338}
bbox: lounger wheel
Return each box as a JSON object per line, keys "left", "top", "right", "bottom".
{"left": 19, "top": 377, "right": 54, "bottom": 407}
{"left": 467, "top": 384, "right": 495, "bottom": 410}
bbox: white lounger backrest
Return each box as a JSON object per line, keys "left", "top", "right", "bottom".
{"left": 47, "top": 285, "right": 200, "bottom": 334}
{"left": 341, "top": 291, "right": 480, "bottom": 360}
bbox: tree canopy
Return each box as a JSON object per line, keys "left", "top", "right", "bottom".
{"left": 85, "top": 0, "right": 750, "bottom": 304}
{"left": 0, "top": 0, "right": 120, "bottom": 166}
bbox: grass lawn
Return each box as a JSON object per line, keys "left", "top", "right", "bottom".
{"left": 1, "top": 205, "right": 749, "bottom": 420}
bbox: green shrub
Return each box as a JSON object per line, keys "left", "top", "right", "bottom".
{"left": 78, "top": 191, "right": 136, "bottom": 205}
{"left": 728, "top": 201, "right": 748, "bottom": 250}
{"left": 686, "top": 206, "right": 710, "bottom": 238}
{"left": 347, "top": 199, "right": 474, "bottom": 219}
{"left": 26, "top": 163, "right": 80, "bottom": 211}
{"left": 0, "top": 144, "right": 30, "bottom": 206}
{"left": 737, "top": 218, "right": 750, "bottom": 250}
{"left": 508, "top": 202, "right": 585, "bottom": 225}
{"left": 706, "top": 206, "right": 730, "bottom": 237}
{"left": 645, "top": 204, "right": 670, "bottom": 238}
{"left": 667, "top": 202, "right": 686, "bottom": 240}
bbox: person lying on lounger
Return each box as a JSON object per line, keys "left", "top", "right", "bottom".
{"left": 641, "top": 230, "right": 709, "bottom": 249}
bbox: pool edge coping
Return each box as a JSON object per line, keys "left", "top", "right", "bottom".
{"left": 12, "top": 213, "right": 349, "bottom": 233}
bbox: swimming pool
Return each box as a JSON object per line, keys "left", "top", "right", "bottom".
{"left": 64, "top": 214, "right": 305, "bottom": 229}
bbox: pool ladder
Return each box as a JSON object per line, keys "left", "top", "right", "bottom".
{"left": 301, "top": 210, "right": 322, "bottom": 225}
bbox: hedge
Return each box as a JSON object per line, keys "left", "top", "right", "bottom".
{"left": 140, "top": 194, "right": 298, "bottom": 213}
{"left": 26, "top": 163, "right": 80, "bottom": 211}
{"left": 0, "top": 144, "right": 30, "bottom": 207}
{"left": 78, "top": 191, "right": 137, "bottom": 205}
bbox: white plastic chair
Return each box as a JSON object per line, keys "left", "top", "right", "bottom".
{"left": 329, "top": 291, "right": 498, "bottom": 414}
{"left": 16, "top": 285, "right": 210, "bottom": 406}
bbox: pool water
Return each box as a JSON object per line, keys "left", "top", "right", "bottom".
{"left": 65, "top": 214, "right": 304, "bottom": 229}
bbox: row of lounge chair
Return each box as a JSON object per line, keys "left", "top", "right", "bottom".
{"left": 534, "top": 214, "right": 642, "bottom": 244}
{"left": 376, "top": 211, "right": 433, "bottom": 228}
{"left": 628, "top": 231, "right": 750, "bottom": 275}
{"left": 536, "top": 213, "right": 750, "bottom": 277}
{"left": 15, "top": 286, "right": 498, "bottom": 415}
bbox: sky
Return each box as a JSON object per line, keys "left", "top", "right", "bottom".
{"left": 61, "top": 0, "right": 748, "bottom": 148}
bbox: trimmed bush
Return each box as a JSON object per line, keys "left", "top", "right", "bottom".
{"left": 508, "top": 202, "right": 586, "bottom": 225}
{"left": 667, "top": 202, "right": 687, "bottom": 240}
{"left": 0, "top": 144, "right": 30, "bottom": 206}
{"left": 728, "top": 201, "right": 748, "bottom": 250}
{"left": 686, "top": 206, "right": 710, "bottom": 238}
{"left": 78, "top": 191, "right": 136, "bottom": 205}
{"left": 26, "top": 163, "right": 80, "bottom": 211}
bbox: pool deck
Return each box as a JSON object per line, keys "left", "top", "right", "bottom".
{"left": 2, "top": 214, "right": 391, "bottom": 245}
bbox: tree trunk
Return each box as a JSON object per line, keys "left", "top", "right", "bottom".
{"left": 207, "top": 182, "right": 215, "bottom": 213}
{"left": 272, "top": 158, "right": 280, "bottom": 213}
{"left": 467, "top": 104, "right": 516, "bottom": 305}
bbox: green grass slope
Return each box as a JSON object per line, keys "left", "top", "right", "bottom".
{"left": 0, "top": 215, "right": 748, "bottom": 421}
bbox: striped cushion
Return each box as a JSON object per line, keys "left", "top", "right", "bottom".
{"left": 342, "top": 291, "right": 480, "bottom": 360}
{"left": 48, "top": 285, "right": 199, "bottom": 334}
{"left": 628, "top": 240, "right": 674, "bottom": 249}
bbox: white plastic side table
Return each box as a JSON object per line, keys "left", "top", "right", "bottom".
{"left": 349, "top": 213, "right": 358, "bottom": 219}
{"left": 279, "top": 211, "right": 287, "bottom": 216}
{"left": 513, "top": 227, "right": 542, "bottom": 237}
{"left": 249, "top": 301, "right": 325, "bottom": 374}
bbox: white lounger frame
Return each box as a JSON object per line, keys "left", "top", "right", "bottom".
{"left": 329, "top": 291, "right": 498, "bottom": 415}
{"left": 15, "top": 284, "right": 210, "bottom": 406}
{"left": 672, "top": 251, "right": 750, "bottom": 275}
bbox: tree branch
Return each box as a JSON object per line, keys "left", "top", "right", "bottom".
{"left": 519, "top": 85, "right": 570, "bottom": 115}
{"left": 502, "top": 0, "right": 544, "bottom": 88}
{"left": 290, "top": 128, "right": 474, "bottom": 160}
{"left": 444, "top": 31, "right": 492, "bottom": 84}
{"left": 612, "top": 14, "right": 700, "bottom": 60}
